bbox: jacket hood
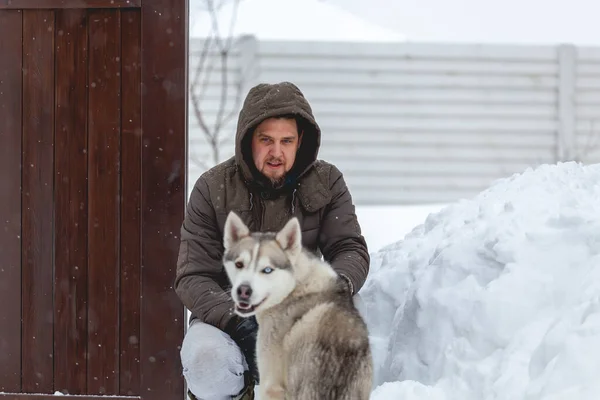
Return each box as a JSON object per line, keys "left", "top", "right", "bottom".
{"left": 235, "top": 81, "right": 321, "bottom": 190}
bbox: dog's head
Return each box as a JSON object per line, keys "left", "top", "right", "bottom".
{"left": 222, "top": 211, "right": 302, "bottom": 317}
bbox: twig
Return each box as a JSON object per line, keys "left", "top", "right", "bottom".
{"left": 188, "top": 0, "right": 245, "bottom": 170}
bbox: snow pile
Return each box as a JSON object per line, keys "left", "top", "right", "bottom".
{"left": 360, "top": 162, "right": 600, "bottom": 400}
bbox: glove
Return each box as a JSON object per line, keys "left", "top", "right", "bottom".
{"left": 225, "top": 316, "right": 260, "bottom": 384}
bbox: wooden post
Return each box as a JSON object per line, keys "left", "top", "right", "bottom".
{"left": 557, "top": 43, "right": 577, "bottom": 161}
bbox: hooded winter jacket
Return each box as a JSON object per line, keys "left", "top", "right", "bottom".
{"left": 175, "top": 81, "right": 370, "bottom": 332}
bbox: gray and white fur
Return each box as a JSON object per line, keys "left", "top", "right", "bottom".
{"left": 222, "top": 211, "right": 373, "bottom": 400}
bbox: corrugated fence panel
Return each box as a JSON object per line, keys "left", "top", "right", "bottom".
{"left": 257, "top": 41, "right": 559, "bottom": 204}
{"left": 575, "top": 47, "right": 600, "bottom": 164}
{"left": 187, "top": 39, "right": 600, "bottom": 205}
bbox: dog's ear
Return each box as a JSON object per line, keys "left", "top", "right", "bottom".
{"left": 224, "top": 211, "right": 250, "bottom": 250}
{"left": 276, "top": 217, "right": 302, "bottom": 257}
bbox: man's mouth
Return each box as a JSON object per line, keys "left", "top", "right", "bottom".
{"left": 266, "top": 161, "right": 282, "bottom": 168}
{"left": 235, "top": 297, "right": 266, "bottom": 315}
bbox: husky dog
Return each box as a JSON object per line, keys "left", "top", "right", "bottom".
{"left": 222, "top": 211, "right": 373, "bottom": 400}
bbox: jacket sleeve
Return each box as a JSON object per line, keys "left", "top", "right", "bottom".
{"left": 174, "top": 176, "right": 235, "bottom": 331}
{"left": 318, "top": 165, "right": 370, "bottom": 295}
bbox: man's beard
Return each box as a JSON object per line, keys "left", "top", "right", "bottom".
{"left": 268, "top": 175, "right": 285, "bottom": 188}
{"left": 263, "top": 158, "right": 286, "bottom": 188}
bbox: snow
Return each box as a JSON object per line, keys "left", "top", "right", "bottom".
{"left": 358, "top": 161, "right": 600, "bottom": 399}
{"left": 189, "top": 0, "right": 406, "bottom": 42}
{"left": 356, "top": 204, "right": 446, "bottom": 254}
{"left": 181, "top": 160, "right": 600, "bottom": 399}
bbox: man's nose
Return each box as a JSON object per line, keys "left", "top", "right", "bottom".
{"left": 270, "top": 142, "right": 282, "bottom": 157}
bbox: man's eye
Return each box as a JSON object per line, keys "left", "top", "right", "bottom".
{"left": 235, "top": 261, "right": 244, "bottom": 269}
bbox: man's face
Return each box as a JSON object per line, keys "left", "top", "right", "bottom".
{"left": 251, "top": 117, "right": 302, "bottom": 186}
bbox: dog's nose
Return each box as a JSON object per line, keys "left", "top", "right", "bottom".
{"left": 237, "top": 284, "right": 252, "bottom": 300}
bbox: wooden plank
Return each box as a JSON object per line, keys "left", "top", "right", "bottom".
{"left": 87, "top": 8, "right": 121, "bottom": 396}
{"left": 0, "top": 0, "right": 141, "bottom": 9}
{"left": 0, "top": 10, "right": 23, "bottom": 394}
{"left": 21, "top": 9, "right": 55, "bottom": 394}
{"left": 119, "top": 8, "right": 141, "bottom": 397}
{"left": 140, "top": 0, "right": 187, "bottom": 399}
{"left": 53, "top": 8, "right": 89, "bottom": 395}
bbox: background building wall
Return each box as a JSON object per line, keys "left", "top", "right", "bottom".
{"left": 188, "top": 37, "right": 600, "bottom": 204}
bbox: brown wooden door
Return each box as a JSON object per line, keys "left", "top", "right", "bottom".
{"left": 0, "top": 0, "right": 187, "bottom": 399}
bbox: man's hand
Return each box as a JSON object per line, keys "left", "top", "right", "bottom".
{"left": 226, "top": 316, "right": 260, "bottom": 384}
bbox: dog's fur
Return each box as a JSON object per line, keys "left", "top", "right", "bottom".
{"left": 222, "top": 211, "right": 373, "bottom": 400}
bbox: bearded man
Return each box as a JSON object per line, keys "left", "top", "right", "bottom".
{"left": 175, "top": 81, "right": 370, "bottom": 400}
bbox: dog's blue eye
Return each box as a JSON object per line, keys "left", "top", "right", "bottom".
{"left": 263, "top": 267, "right": 273, "bottom": 274}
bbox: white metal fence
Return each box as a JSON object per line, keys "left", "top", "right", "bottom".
{"left": 187, "top": 36, "right": 600, "bottom": 205}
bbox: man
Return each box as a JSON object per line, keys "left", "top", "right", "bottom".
{"left": 175, "top": 81, "right": 370, "bottom": 400}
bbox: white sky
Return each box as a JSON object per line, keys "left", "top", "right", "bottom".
{"left": 324, "top": 0, "right": 600, "bottom": 46}
{"left": 189, "top": 0, "right": 405, "bottom": 41}
{"left": 190, "top": 0, "right": 600, "bottom": 46}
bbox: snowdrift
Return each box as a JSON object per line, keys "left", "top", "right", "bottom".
{"left": 360, "top": 162, "right": 600, "bottom": 400}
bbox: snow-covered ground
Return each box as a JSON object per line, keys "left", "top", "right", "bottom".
{"left": 182, "top": 160, "right": 600, "bottom": 399}
{"left": 359, "top": 161, "right": 600, "bottom": 399}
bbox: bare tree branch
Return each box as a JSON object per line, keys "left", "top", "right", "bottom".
{"left": 219, "top": 134, "right": 235, "bottom": 147}
{"left": 189, "top": 0, "right": 246, "bottom": 170}
{"left": 188, "top": 150, "right": 210, "bottom": 171}
{"left": 191, "top": 34, "right": 213, "bottom": 104}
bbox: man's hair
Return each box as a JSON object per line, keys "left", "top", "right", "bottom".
{"left": 268, "top": 113, "right": 304, "bottom": 136}
{"left": 243, "top": 113, "right": 305, "bottom": 148}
